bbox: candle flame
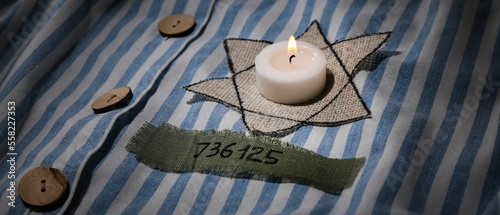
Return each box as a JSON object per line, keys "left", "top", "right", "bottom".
{"left": 288, "top": 35, "right": 297, "bottom": 55}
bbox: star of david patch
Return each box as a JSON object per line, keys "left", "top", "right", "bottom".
{"left": 183, "top": 20, "right": 391, "bottom": 136}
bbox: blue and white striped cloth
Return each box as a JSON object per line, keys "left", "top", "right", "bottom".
{"left": 1, "top": 0, "right": 499, "bottom": 214}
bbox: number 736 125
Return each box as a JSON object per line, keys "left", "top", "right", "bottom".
{"left": 194, "top": 142, "right": 284, "bottom": 165}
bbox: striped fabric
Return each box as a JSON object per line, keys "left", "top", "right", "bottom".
{"left": 0, "top": 0, "right": 499, "bottom": 214}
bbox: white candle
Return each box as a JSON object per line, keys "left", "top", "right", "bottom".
{"left": 255, "top": 36, "right": 326, "bottom": 104}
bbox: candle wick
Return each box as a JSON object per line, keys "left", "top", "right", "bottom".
{"left": 289, "top": 55, "right": 296, "bottom": 64}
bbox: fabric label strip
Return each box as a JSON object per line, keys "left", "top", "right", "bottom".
{"left": 126, "top": 122, "right": 365, "bottom": 194}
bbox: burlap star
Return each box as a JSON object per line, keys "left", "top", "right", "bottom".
{"left": 183, "top": 21, "right": 391, "bottom": 136}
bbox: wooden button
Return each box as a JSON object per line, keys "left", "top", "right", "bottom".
{"left": 19, "top": 166, "right": 68, "bottom": 207}
{"left": 91, "top": 86, "right": 132, "bottom": 113}
{"left": 158, "top": 14, "right": 195, "bottom": 36}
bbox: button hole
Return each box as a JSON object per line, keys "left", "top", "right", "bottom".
{"left": 41, "top": 179, "right": 46, "bottom": 183}
{"left": 41, "top": 188, "right": 46, "bottom": 192}
{"left": 107, "top": 94, "right": 117, "bottom": 102}
{"left": 172, "top": 20, "right": 181, "bottom": 28}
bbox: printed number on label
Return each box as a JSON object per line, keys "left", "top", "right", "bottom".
{"left": 194, "top": 142, "right": 283, "bottom": 164}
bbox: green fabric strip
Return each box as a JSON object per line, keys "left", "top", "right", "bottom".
{"left": 126, "top": 122, "right": 365, "bottom": 194}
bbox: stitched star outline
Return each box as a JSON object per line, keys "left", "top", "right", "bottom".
{"left": 183, "top": 21, "right": 391, "bottom": 136}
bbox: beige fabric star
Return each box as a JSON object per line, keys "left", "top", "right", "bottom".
{"left": 183, "top": 21, "right": 391, "bottom": 136}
